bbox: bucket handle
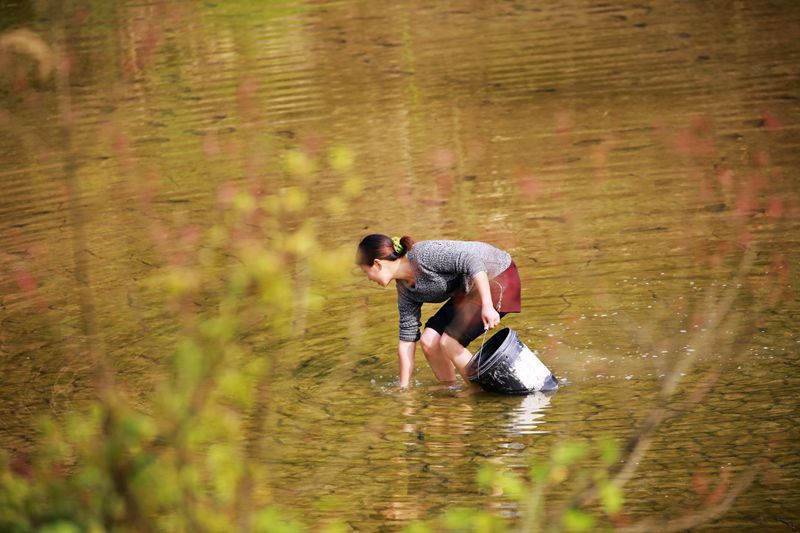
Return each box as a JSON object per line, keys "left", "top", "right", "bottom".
{"left": 474, "top": 328, "right": 489, "bottom": 381}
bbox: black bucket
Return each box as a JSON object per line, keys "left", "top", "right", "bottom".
{"left": 466, "top": 328, "right": 558, "bottom": 394}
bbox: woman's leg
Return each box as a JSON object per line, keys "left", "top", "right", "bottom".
{"left": 438, "top": 302, "right": 506, "bottom": 389}
{"left": 439, "top": 332, "right": 479, "bottom": 386}
{"left": 419, "top": 327, "right": 457, "bottom": 382}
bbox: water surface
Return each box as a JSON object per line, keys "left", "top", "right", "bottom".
{"left": 1, "top": 0, "right": 799, "bottom": 529}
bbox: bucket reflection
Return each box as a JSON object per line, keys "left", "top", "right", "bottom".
{"left": 507, "top": 391, "right": 555, "bottom": 436}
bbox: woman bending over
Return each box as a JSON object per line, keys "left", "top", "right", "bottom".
{"left": 356, "top": 235, "right": 521, "bottom": 388}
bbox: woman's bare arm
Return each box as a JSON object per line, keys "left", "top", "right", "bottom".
{"left": 397, "top": 340, "right": 416, "bottom": 388}
{"left": 472, "top": 271, "right": 500, "bottom": 329}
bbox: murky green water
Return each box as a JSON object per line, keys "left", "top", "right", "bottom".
{"left": 2, "top": 0, "right": 799, "bottom": 529}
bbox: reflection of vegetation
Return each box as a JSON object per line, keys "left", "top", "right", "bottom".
{"left": 1, "top": 4, "right": 795, "bottom": 531}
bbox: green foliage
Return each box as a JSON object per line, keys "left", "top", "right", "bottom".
{"left": 404, "top": 507, "right": 506, "bottom": 533}
{"left": 283, "top": 150, "right": 316, "bottom": 178}
{"left": 252, "top": 507, "right": 305, "bottom": 533}
{"left": 599, "top": 482, "right": 623, "bottom": 515}
{"left": 551, "top": 441, "right": 589, "bottom": 467}
{"left": 441, "top": 508, "right": 506, "bottom": 532}
{"left": 477, "top": 465, "right": 525, "bottom": 501}
{"left": 598, "top": 438, "right": 619, "bottom": 466}
{"left": 469, "top": 437, "right": 632, "bottom": 531}
{"left": 0, "top": 143, "right": 361, "bottom": 530}
{"left": 562, "top": 509, "right": 595, "bottom": 532}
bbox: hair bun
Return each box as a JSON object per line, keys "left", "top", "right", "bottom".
{"left": 391, "top": 236, "right": 403, "bottom": 254}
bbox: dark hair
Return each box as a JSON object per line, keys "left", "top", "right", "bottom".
{"left": 355, "top": 234, "right": 415, "bottom": 265}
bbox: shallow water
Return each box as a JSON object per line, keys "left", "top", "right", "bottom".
{"left": 1, "top": 0, "right": 799, "bottom": 529}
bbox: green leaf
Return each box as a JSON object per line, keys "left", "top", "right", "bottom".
{"left": 497, "top": 472, "right": 525, "bottom": 500}
{"left": 442, "top": 508, "right": 480, "bottom": 530}
{"left": 440, "top": 508, "right": 505, "bottom": 532}
{"left": 552, "top": 442, "right": 588, "bottom": 466}
{"left": 530, "top": 462, "right": 549, "bottom": 482}
{"left": 218, "top": 370, "right": 252, "bottom": 408}
{"left": 284, "top": 150, "right": 315, "bottom": 178}
{"left": 562, "top": 509, "right": 595, "bottom": 532}
{"left": 206, "top": 443, "right": 241, "bottom": 504}
{"left": 200, "top": 315, "right": 238, "bottom": 343}
{"left": 600, "top": 482, "right": 624, "bottom": 515}
{"left": 329, "top": 146, "right": 354, "bottom": 172}
{"left": 474, "top": 511, "right": 506, "bottom": 532}
{"left": 476, "top": 464, "right": 495, "bottom": 489}
{"left": 173, "top": 339, "right": 205, "bottom": 387}
{"left": 253, "top": 506, "right": 305, "bottom": 533}
{"left": 599, "top": 438, "right": 620, "bottom": 466}
{"left": 403, "top": 522, "right": 433, "bottom": 533}
{"left": 233, "top": 191, "right": 257, "bottom": 215}
{"left": 281, "top": 186, "right": 308, "bottom": 212}
{"left": 39, "top": 522, "right": 82, "bottom": 533}
{"left": 286, "top": 224, "right": 316, "bottom": 255}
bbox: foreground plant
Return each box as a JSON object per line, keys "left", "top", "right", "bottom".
{"left": 1, "top": 162, "right": 359, "bottom": 531}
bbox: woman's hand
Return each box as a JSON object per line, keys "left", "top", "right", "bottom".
{"left": 481, "top": 304, "right": 501, "bottom": 330}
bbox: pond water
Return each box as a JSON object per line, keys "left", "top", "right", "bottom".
{"left": 1, "top": 0, "right": 799, "bottom": 529}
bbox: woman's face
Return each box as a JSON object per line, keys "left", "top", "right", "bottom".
{"left": 360, "top": 259, "right": 393, "bottom": 287}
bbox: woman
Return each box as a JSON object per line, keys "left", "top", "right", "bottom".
{"left": 356, "top": 234, "right": 521, "bottom": 388}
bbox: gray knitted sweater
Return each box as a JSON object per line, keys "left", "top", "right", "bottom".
{"left": 396, "top": 240, "right": 511, "bottom": 342}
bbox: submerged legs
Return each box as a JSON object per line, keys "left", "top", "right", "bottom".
{"left": 420, "top": 328, "right": 481, "bottom": 391}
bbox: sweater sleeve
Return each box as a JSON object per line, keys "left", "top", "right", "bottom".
{"left": 397, "top": 288, "right": 422, "bottom": 342}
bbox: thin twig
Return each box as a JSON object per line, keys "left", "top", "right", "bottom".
{"left": 568, "top": 248, "right": 756, "bottom": 511}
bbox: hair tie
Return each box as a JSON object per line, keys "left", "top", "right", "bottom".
{"left": 391, "top": 236, "right": 403, "bottom": 254}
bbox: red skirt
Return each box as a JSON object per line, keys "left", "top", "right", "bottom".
{"left": 424, "top": 261, "right": 521, "bottom": 347}
{"left": 452, "top": 261, "right": 521, "bottom": 313}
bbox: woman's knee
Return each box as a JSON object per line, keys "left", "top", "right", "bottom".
{"left": 419, "top": 328, "right": 441, "bottom": 355}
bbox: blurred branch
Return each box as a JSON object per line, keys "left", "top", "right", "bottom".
{"left": 562, "top": 248, "right": 757, "bottom": 516}
{"left": 656, "top": 247, "right": 755, "bottom": 401}
{"left": 617, "top": 466, "right": 758, "bottom": 533}
{"left": 610, "top": 248, "right": 754, "bottom": 488}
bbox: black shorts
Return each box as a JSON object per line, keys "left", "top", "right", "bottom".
{"left": 424, "top": 298, "right": 507, "bottom": 348}
{"left": 424, "top": 262, "right": 521, "bottom": 348}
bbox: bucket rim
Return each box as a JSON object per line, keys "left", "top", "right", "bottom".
{"left": 467, "top": 327, "right": 518, "bottom": 380}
